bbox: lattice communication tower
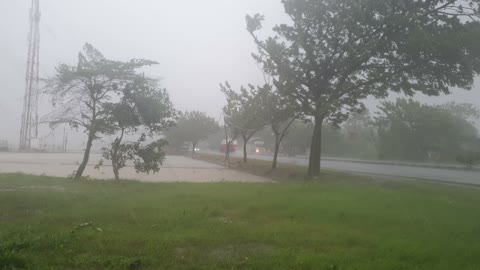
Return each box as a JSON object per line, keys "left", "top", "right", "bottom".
{"left": 19, "top": 0, "right": 41, "bottom": 151}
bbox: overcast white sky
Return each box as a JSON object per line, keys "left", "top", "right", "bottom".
{"left": 1, "top": 0, "right": 479, "bottom": 149}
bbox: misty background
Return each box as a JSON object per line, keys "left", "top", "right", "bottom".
{"left": 1, "top": 0, "right": 479, "bottom": 150}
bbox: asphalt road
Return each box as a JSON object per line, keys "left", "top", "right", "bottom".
{"left": 203, "top": 150, "right": 480, "bottom": 186}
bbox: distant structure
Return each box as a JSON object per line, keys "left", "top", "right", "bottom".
{"left": 19, "top": 0, "right": 41, "bottom": 151}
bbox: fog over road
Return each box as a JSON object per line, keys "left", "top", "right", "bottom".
{"left": 203, "top": 150, "right": 480, "bottom": 186}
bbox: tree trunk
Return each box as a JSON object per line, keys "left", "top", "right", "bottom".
{"left": 75, "top": 132, "right": 94, "bottom": 179}
{"left": 192, "top": 142, "right": 197, "bottom": 158}
{"left": 307, "top": 116, "right": 324, "bottom": 177}
{"left": 225, "top": 149, "right": 230, "bottom": 168}
{"left": 112, "top": 161, "right": 120, "bottom": 180}
{"left": 111, "top": 144, "right": 119, "bottom": 181}
{"left": 223, "top": 122, "right": 230, "bottom": 167}
{"left": 272, "top": 138, "right": 281, "bottom": 170}
{"left": 111, "top": 129, "right": 124, "bottom": 181}
{"left": 243, "top": 135, "right": 248, "bottom": 163}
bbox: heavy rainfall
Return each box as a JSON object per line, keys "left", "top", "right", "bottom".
{"left": 1, "top": 1, "right": 480, "bottom": 269}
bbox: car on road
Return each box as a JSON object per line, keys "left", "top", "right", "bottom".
{"left": 254, "top": 140, "right": 266, "bottom": 154}
{"left": 220, "top": 139, "right": 237, "bottom": 153}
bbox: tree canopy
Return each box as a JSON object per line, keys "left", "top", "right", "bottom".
{"left": 256, "top": 84, "right": 302, "bottom": 169}
{"left": 99, "top": 77, "right": 175, "bottom": 180}
{"left": 166, "top": 111, "right": 219, "bottom": 154}
{"left": 247, "top": 0, "right": 480, "bottom": 175}
{"left": 221, "top": 82, "right": 266, "bottom": 162}
{"left": 43, "top": 43, "right": 158, "bottom": 178}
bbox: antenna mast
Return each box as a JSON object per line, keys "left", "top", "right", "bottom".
{"left": 19, "top": 0, "right": 41, "bottom": 151}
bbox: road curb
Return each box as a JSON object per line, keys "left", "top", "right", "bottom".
{"left": 288, "top": 156, "right": 480, "bottom": 172}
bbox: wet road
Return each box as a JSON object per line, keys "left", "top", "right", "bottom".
{"left": 205, "top": 150, "right": 480, "bottom": 186}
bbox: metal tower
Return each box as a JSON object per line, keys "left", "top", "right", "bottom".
{"left": 19, "top": 0, "right": 41, "bottom": 151}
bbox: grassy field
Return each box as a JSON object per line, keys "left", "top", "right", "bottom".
{"left": 1, "top": 173, "right": 480, "bottom": 269}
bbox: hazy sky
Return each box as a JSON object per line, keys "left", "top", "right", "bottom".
{"left": 1, "top": 0, "right": 479, "bottom": 148}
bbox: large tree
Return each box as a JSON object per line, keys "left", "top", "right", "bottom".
{"left": 166, "top": 111, "right": 219, "bottom": 155}
{"left": 99, "top": 77, "right": 175, "bottom": 180}
{"left": 221, "top": 82, "right": 266, "bottom": 162}
{"left": 44, "top": 43, "right": 157, "bottom": 178}
{"left": 247, "top": 0, "right": 480, "bottom": 176}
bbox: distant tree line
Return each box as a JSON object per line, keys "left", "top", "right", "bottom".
{"left": 227, "top": 99, "right": 480, "bottom": 168}
{"left": 166, "top": 111, "right": 219, "bottom": 155}
{"left": 376, "top": 99, "right": 480, "bottom": 165}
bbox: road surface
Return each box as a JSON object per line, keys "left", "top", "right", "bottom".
{"left": 204, "top": 150, "right": 480, "bottom": 186}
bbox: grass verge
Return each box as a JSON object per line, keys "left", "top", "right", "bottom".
{"left": 1, "top": 173, "right": 480, "bottom": 269}
{"left": 192, "top": 153, "right": 312, "bottom": 182}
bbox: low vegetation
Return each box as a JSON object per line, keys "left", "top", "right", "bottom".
{"left": 193, "top": 153, "right": 308, "bottom": 182}
{"left": 1, "top": 173, "right": 480, "bottom": 269}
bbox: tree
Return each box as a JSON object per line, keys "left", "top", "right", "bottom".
{"left": 336, "top": 111, "right": 378, "bottom": 159}
{"left": 221, "top": 119, "right": 240, "bottom": 168}
{"left": 456, "top": 147, "right": 480, "bottom": 169}
{"left": 43, "top": 43, "right": 157, "bottom": 179}
{"left": 283, "top": 120, "right": 314, "bottom": 156}
{"left": 99, "top": 77, "right": 175, "bottom": 180}
{"left": 221, "top": 82, "right": 266, "bottom": 163}
{"left": 247, "top": 0, "right": 480, "bottom": 176}
{"left": 256, "top": 84, "right": 302, "bottom": 170}
{"left": 166, "top": 111, "right": 219, "bottom": 155}
{"left": 281, "top": 112, "right": 378, "bottom": 160}
{"left": 206, "top": 129, "right": 225, "bottom": 151}
{"left": 375, "top": 98, "right": 479, "bottom": 162}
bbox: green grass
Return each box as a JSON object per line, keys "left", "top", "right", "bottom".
{"left": 193, "top": 153, "right": 310, "bottom": 182}
{"left": 1, "top": 173, "right": 480, "bottom": 269}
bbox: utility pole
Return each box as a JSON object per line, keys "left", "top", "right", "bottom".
{"left": 19, "top": 0, "right": 41, "bottom": 151}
